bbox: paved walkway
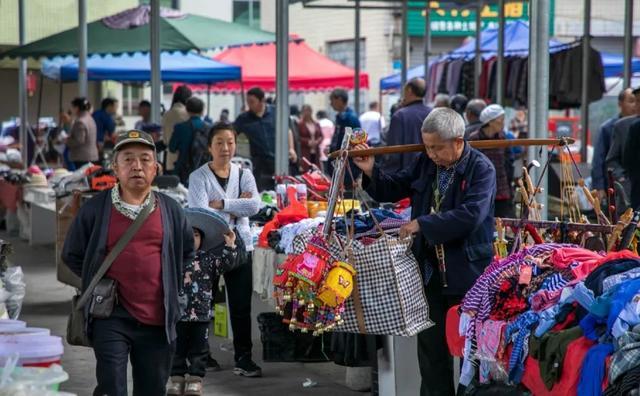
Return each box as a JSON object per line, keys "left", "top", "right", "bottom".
{"left": 4, "top": 232, "right": 369, "bottom": 396}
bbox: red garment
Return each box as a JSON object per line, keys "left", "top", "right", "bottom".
{"left": 298, "top": 120, "right": 322, "bottom": 172}
{"left": 551, "top": 247, "right": 602, "bottom": 272}
{"left": 446, "top": 305, "right": 465, "bottom": 357}
{"left": 106, "top": 207, "right": 165, "bottom": 326}
{"left": 571, "top": 250, "right": 638, "bottom": 280}
{"left": 521, "top": 336, "right": 596, "bottom": 396}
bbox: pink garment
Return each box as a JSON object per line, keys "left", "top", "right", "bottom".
{"left": 550, "top": 247, "right": 602, "bottom": 273}
{"left": 572, "top": 250, "right": 638, "bottom": 280}
{"left": 531, "top": 289, "right": 564, "bottom": 312}
{"left": 476, "top": 319, "right": 507, "bottom": 361}
{"left": 318, "top": 119, "right": 335, "bottom": 162}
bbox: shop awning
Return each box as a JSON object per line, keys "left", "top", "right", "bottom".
{"left": 0, "top": 5, "right": 275, "bottom": 59}
{"left": 199, "top": 39, "right": 369, "bottom": 92}
{"left": 41, "top": 52, "right": 241, "bottom": 84}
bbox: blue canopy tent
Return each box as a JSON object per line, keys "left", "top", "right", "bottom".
{"left": 41, "top": 51, "right": 241, "bottom": 83}
{"left": 380, "top": 20, "right": 567, "bottom": 91}
{"left": 601, "top": 52, "right": 640, "bottom": 78}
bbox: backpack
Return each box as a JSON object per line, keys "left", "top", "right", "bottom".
{"left": 188, "top": 120, "right": 212, "bottom": 173}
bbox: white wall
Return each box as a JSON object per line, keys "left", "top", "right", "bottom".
{"left": 180, "top": 0, "right": 233, "bottom": 21}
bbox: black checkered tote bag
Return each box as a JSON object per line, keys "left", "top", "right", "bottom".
{"left": 291, "top": 230, "right": 433, "bottom": 336}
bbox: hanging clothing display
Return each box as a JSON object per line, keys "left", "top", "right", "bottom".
{"left": 425, "top": 42, "right": 605, "bottom": 110}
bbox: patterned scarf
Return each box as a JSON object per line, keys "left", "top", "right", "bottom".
{"left": 111, "top": 185, "right": 155, "bottom": 220}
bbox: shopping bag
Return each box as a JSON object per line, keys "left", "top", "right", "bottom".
{"left": 292, "top": 230, "right": 432, "bottom": 336}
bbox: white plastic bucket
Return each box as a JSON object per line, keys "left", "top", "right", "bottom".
{"left": 0, "top": 334, "right": 63, "bottom": 367}
{"left": 0, "top": 319, "right": 26, "bottom": 332}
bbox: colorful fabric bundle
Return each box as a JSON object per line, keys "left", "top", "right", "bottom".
{"left": 273, "top": 234, "right": 355, "bottom": 335}
{"left": 455, "top": 242, "right": 640, "bottom": 395}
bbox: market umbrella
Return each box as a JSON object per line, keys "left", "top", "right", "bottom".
{"left": 0, "top": 5, "right": 275, "bottom": 59}
{"left": 41, "top": 52, "right": 241, "bottom": 84}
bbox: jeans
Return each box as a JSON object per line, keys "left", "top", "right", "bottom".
{"left": 172, "top": 321, "right": 210, "bottom": 377}
{"left": 91, "top": 306, "right": 174, "bottom": 396}
{"left": 212, "top": 254, "right": 253, "bottom": 362}
{"left": 418, "top": 272, "right": 463, "bottom": 396}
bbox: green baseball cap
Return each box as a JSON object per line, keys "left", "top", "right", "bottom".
{"left": 113, "top": 129, "right": 156, "bottom": 152}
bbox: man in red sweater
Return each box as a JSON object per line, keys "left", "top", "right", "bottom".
{"left": 63, "top": 130, "right": 194, "bottom": 396}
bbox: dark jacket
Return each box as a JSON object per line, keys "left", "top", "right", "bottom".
{"left": 592, "top": 116, "right": 619, "bottom": 190}
{"left": 169, "top": 116, "right": 208, "bottom": 183}
{"left": 607, "top": 115, "right": 638, "bottom": 197}
{"left": 62, "top": 190, "right": 195, "bottom": 343}
{"left": 382, "top": 100, "right": 432, "bottom": 174}
{"left": 363, "top": 143, "right": 496, "bottom": 296}
{"left": 328, "top": 107, "right": 361, "bottom": 187}
{"left": 623, "top": 119, "right": 640, "bottom": 209}
{"left": 234, "top": 105, "right": 276, "bottom": 161}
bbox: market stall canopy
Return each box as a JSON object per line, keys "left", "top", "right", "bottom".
{"left": 0, "top": 5, "right": 275, "bottom": 59}
{"left": 601, "top": 52, "right": 640, "bottom": 78}
{"left": 41, "top": 52, "right": 241, "bottom": 84}
{"left": 197, "top": 39, "right": 369, "bottom": 92}
{"left": 380, "top": 20, "right": 565, "bottom": 91}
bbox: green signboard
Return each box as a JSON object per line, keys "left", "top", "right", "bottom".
{"left": 408, "top": 1, "right": 554, "bottom": 37}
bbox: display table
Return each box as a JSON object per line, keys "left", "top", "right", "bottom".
{"left": 21, "top": 187, "right": 56, "bottom": 246}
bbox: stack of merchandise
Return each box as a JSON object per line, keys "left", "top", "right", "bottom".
{"left": 452, "top": 242, "right": 640, "bottom": 395}
{"left": 0, "top": 240, "right": 24, "bottom": 320}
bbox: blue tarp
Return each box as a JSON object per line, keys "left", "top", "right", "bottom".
{"left": 42, "top": 52, "right": 241, "bottom": 83}
{"left": 380, "top": 20, "right": 567, "bottom": 91}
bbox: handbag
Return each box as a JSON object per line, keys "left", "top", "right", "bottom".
{"left": 66, "top": 193, "right": 155, "bottom": 347}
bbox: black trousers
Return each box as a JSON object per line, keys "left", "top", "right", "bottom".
{"left": 417, "top": 272, "right": 463, "bottom": 396}
{"left": 212, "top": 254, "right": 253, "bottom": 362}
{"left": 91, "top": 307, "right": 174, "bottom": 396}
{"left": 252, "top": 157, "right": 275, "bottom": 192}
{"left": 172, "top": 321, "right": 210, "bottom": 377}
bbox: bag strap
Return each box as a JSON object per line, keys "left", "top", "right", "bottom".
{"left": 75, "top": 192, "right": 156, "bottom": 310}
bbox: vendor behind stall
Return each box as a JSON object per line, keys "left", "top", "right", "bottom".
{"left": 353, "top": 107, "right": 496, "bottom": 395}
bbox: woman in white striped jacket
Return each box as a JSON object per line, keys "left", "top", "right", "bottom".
{"left": 186, "top": 122, "right": 263, "bottom": 378}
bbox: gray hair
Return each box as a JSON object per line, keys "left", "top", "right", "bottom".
{"left": 434, "top": 93, "right": 450, "bottom": 107}
{"left": 421, "top": 107, "right": 465, "bottom": 140}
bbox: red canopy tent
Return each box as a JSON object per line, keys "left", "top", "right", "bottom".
{"left": 191, "top": 39, "right": 369, "bottom": 93}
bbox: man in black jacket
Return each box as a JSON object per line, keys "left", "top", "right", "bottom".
{"left": 354, "top": 108, "right": 496, "bottom": 396}
{"left": 63, "top": 130, "right": 194, "bottom": 396}
{"left": 383, "top": 78, "right": 432, "bottom": 173}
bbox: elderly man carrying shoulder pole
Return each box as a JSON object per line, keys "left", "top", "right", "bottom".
{"left": 353, "top": 108, "right": 496, "bottom": 395}
{"left": 62, "top": 130, "right": 194, "bottom": 396}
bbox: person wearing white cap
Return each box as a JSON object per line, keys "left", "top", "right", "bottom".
{"left": 468, "top": 104, "right": 515, "bottom": 218}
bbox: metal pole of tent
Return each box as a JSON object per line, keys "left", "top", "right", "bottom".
{"left": 275, "top": 0, "right": 289, "bottom": 176}
{"left": 423, "top": 2, "right": 431, "bottom": 82}
{"left": 623, "top": 0, "right": 633, "bottom": 88}
{"left": 207, "top": 83, "right": 211, "bottom": 119}
{"left": 529, "top": 0, "right": 550, "bottom": 220}
{"left": 580, "top": 0, "right": 591, "bottom": 163}
{"left": 78, "top": 0, "right": 88, "bottom": 97}
{"left": 496, "top": 0, "right": 505, "bottom": 106}
{"left": 355, "top": 0, "right": 361, "bottom": 114}
{"left": 401, "top": 0, "right": 408, "bottom": 89}
{"left": 474, "top": 1, "right": 483, "bottom": 98}
{"left": 59, "top": 80, "right": 64, "bottom": 113}
{"left": 150, "top": 0, "right": 162, "bottom": 124}
{"left": 18, "top": 0, "right": 28, "bottom": 170}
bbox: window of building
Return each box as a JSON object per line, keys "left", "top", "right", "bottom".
{"left": 326, "top": 39, "right": 366, "bottom": 70}
{"left": 233, "top": 0, "right": 260, "bottom": 29}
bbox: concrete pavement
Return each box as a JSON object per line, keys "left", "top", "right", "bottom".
{"left": 4, "top": 232, "right": 370, "bottom": 396}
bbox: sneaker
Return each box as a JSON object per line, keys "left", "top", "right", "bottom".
{"left": 206, "top": 355, "right": 222, "bottom": 371}
{"left": 184, "top": 376, "right": 203, "bottom": 396}
{"left": 233, "top": 357, "right": 262, "bottom": 377}
{"left": 166, "top": 376, "right": 185, "bottom": 396}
